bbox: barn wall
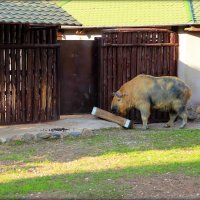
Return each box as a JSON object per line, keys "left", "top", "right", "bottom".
{"left": 178, "top": 29, "right": 200, "bottom": 105}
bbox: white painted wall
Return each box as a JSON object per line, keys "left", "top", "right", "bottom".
{"left": 62, "top": 34, "right": 101, "bottom": 40}
{"left": 178, "top": 30, "right": 200, "bottom": 105}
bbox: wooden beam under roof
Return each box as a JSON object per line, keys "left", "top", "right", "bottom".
{"left": 184, "top": 26, "right": 200, "bottom": 32}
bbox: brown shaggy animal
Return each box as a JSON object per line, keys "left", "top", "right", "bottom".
{"left": 111, "top": 74, "right": 192, "bottom": 129}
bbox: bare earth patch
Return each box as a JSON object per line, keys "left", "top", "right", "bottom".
{"left": 119, "top": 173, "right": 200, "bottom": 199}
{"left": 22, "top": 173, "right": 200, "bottom": 199}
{"left": 1, "top": 128, "right": 200, "bottom": 199}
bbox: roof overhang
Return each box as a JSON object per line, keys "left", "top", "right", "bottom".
{"left": 61, "top": 23, "right": 199, "bottom": 30}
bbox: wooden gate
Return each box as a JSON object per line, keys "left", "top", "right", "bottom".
{"left": 0, "top": 24, "right": 59, "bottom": 124}
{"left": 59, "top": 40, "right": 98, "bottom": 114}
{"left": 99, "top": 28, "right": 178, "bottom": 122}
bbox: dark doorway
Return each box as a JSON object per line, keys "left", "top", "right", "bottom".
{"left": 59, "top": 40, "right": 98, "bottom": 114}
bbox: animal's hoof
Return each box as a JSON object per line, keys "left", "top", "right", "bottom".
{"left": 163, "top": 124, "right": 171, "bottom": 128}
{"left": 142, "top": 126, "right": 149, "bottom": 130}
{"left": 179, "top": 123, "right": 186, "bottom": 129}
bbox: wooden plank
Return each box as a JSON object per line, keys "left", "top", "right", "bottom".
{"left": 26, "top": 49, "right": 33, "bottom": 122}
{"left": 40, "top": 30, "right": 47, "bottom": 121}
{"left": 56, "top": 45, "right": 60, "bottom": 119}
{"left": 52, "top": 48, "right": 57, "bottom": 119}
{"left": 102, "top": 33, "right": 108, "bottom": 110}
{"left": 103, "top": 48, "right": 108, "bottom": 110}
{"left": 102, "top": 43, "right": 178, "bottom": 47}
{"left": 99, "top": 38, "right": 104, "bottom": 109}
{"left": 170, "top": 32, "right": 177, "bottom": 76}
{"left": 136, "top": 33, "right": 142, "bottom": 75}
{"left": 0, "top": 24, "right": 5, "bottom": 122}
{"left": 33, "top": 30, "right": 40, "bottom": 122}
{"left": 107, "top": 33, "right": 113, "bottom": 111}
{"left": 5, "top": 24, "right": 11, "bottom": 123}
{"left": 10, "top": 25, "right": 16, "bottom": 122}
{"left": 151, "top": 32, "right": 157, "bottom": 76}
{"left": 117, "top": 32, "right": 123, "bottom": 89}
{"left": 0, "top": 44, "right": 60, "bottom": 49}
{"left": 52, "top": 27, "right": 59, "bottom": 119}
{"left": 126, "top": 32, "right": 131, "bottom": 81}
{"left": 16, "top": 24, "right": 22, "bottom": 122}
{"left": 91, "top": 107, "right": 134, "bottom": 128}
{"left": 21, "top": 48, "right": 26, "bottom": 122}
{"left": 142, "top": 46, "right": 147, "bottom": 74}
{"left": 122, "top": 32, "right": 127, "bottom": 84}
{"left": 112, "top": 33, "right": 117, "bottom": 92}
{"left": 174, "top": 33, "right": 178, "bottom": 75}
{"left": 130, "top": 32, "right": 137, "bottom": 78}
{"left": 52, "top": 28, "right": 57, "bottom": 44}
{"left": 47, "top": 49, "right": 52, "bottom": 120}
{"left": 146, "top": 32, "right": 151, "bottom": 75}
{"left": 21, "top": 25, "right": 28, "bottom": 122}
{"left": 46, "top": 29, "right": 53, "bottom": 120}
{"left": 30, "top": 29, "right": 34, "bottom": 43}
{"left": 157, "top": 32, "right": 163, "bottom": 75}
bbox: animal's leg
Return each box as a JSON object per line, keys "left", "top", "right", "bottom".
{"left": 139, "top": 104, "right": 150, "bottom": 130}
{"left": 179, "top": 111, "right": 188, "bottom": 129}
{"left": 173, "top": 104, "right": 187, "bottom": 129}
{"left": 164, "top": 111, "right": 177, "bottom": 128}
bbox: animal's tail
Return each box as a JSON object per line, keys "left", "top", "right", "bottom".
{"left": 186, "top": 88, "right": 192, "bottom": 100}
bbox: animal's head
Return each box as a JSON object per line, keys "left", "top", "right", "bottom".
{"left": 111, "top": 90, "right": 130, "bottom": 117}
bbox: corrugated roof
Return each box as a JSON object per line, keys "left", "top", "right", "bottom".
{"left": 0, "top": 0, "right": 81, "bottom": 26}
{"left": 58, "top": 0, "right": 194, "bottom": 27}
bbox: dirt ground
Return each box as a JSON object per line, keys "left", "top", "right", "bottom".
{"left": 24, "top": 173, "right": 200, "bottom": 200}
{"left": 119, "top": 174, "right": 200, "bottom": 199}
{"left": 1, "top": 128, "right": 200, "bottom": 200}
{"left": 1, "top": 117, "right": 200, "bottom": 199}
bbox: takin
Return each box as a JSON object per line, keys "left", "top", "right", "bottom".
{"left": 111, "top": 74, "right": 192, "bottom": 129}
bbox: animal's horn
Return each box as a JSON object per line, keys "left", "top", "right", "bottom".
{"left": 112, "top": 92, "right": 116, "bottom": 96}
{"left": 115, "top": 92, "right": 123, "bottom": 98}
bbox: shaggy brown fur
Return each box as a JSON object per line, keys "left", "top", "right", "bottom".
{"left": 111, "top": 74, "right": 192, "bottom": 129}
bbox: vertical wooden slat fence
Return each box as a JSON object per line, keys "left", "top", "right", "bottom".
{"left": 99, "top": 28, "right": 179, "bottom": 123}
{"left": 0, "top": 24, "right": 60, "bottom": 124}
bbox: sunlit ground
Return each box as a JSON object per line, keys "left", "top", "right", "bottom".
{"left": 0, "top": 128, "right": 200, "bottom": 199}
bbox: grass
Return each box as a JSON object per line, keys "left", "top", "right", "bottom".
{"left": 0, "top": 128, "right": 200, "bottom": 199}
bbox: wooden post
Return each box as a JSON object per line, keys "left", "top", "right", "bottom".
{"left": 40, "top": 29, "right": 47, "bottom": 121}
{"left": 5, "top": 24, "right": 11, "bottom": 123}
{"left": 91, "top": 107, "right": 134, "bottom": 129}
{"left": 0, "top": 24, "right": 5, "bottom": 122}
{"left": 16, "top": 24, "right": 21, "bottom": 122}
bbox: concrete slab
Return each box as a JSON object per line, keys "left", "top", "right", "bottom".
{"left": 0, "top": 115, "right": 120, "bottom": 141}
{"left": 0, "top": 114, "right": 199, "bottom": 142}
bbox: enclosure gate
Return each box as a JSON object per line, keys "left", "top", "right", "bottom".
{"left": 0, "top": 24, "right": 59, "bottom": 124}
{"left": 59, "top": 40, "right": 98, "bottom": 114}
{"left": 99, "top": 28, "right": 178, "bottom": 122}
